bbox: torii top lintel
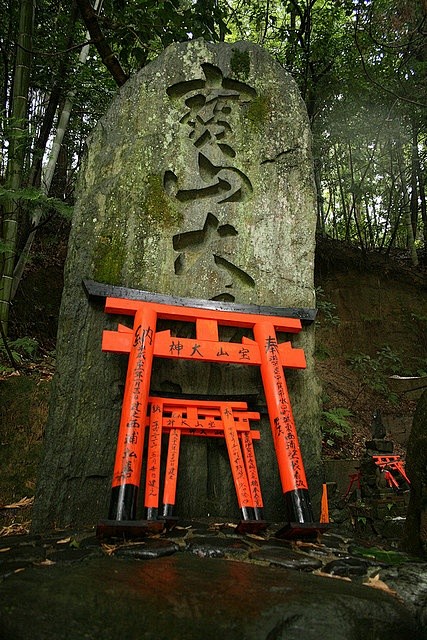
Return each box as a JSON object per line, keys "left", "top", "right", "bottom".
{"left": 104, "top": 296, "right": 303, "bottom": 333}
{"left": 82, "top": 279, "right": 317, "bottom": 327}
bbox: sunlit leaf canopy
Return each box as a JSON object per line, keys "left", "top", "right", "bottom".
{"left": 0, "top": 0, "right": 426, "bottom": 331}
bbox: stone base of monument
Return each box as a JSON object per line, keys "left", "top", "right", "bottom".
{"left": 275, "top": 522, "right": 329, "bottom": 540}
{"left": 365, "top": 439, "right": 394, "bottom": 453}
{"left": 235, "top": 519, "right": 268, "bottom": 534}
{"left": 97, "top": 518, "right": 329, "bottom": 540}
{"left": 96, "top": 518, "right": 175, "bottom": 541}
{"left": 97, "top": 517, "right": 270, "bottom": 540}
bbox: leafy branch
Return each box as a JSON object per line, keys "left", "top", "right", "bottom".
{"left": 0, "top": 186, "right": 73, "bottom": 223}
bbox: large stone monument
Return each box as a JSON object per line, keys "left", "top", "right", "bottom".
{"left": 402, "top": 388, "right": 427, "bottom": 557}
{"left": 32, "top": 40, "right": 322, "bottom": 531}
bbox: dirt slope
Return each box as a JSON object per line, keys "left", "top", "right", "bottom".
{"left": 315, "top": 237, "right": 427, "bottom": 459}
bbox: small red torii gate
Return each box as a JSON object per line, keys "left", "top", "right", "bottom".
{"left": 84, "top": 280, "right": 325, "bottom": 539}
{"left": 140, "top": 397, "right": 262, "bottom": 528}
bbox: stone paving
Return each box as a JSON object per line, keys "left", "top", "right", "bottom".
{"left": 0, "top": 520, "right": 426, "bottom": 639}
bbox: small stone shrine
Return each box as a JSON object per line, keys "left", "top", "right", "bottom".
{"left": 33, "top": 39, "right": 322, "bottom": 531}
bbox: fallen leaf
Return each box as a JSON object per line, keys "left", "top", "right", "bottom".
{"left": 246, "top": 534, "right": 267, "bottom": 541}
{"left": 295, "top": 541, "right": 323, "bottom": 550}
{"left": 0, "top": 522, "right": 31, "bottom": 537}
{"left": 314, "top": 570, "right": 352, "bottom": 582}
{"left": 36, "top": 559, "right": 56, "bottom": 567}
{"left": 363, "top": 575, "right": 398, "bottom": 596}
{"left": 101, "top": 544, "right": 119, "bottom": 556}
{"left": 0, "top": 496, "right": 34, "bottom": 510}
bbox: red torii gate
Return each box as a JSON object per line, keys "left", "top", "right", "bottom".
{"left": 142, "top": 397, "right": 262, "bottom": 528}
{"left": 85, "top": 280, "right": 325, "bottom": 538}
{"left": 372, "top": 455, "right": 410, "bottom": 489}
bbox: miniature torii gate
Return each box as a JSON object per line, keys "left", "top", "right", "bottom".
{"left": 97, "top": 396, "right": 263, "bottom": 539}
{"left": 372, "top": 455, "right": 410, "bottom": 489}
{"left": 84, "top": 280, "right": 324, "bottom": 538}
{"left": 134, "top": 397, "right": 262, "bottom": 528}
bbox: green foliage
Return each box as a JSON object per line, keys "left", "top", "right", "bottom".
{"left": 411, "top": 311, "right": 427, "bottom": 323}
{"left": 100, "top": 0, "right": 230, "bottom": 72}
{"left": 0, "top": 336, "right": 39, "bottom": 372}
{"left": 315, "top": 287, "right": 340, "bottom": 326}
{"left": 0, "top": 186, "right": 73, "bottom": 225}
{"left": 321, "top": 407, "right": 352, "bottom": 446}
{"left": 314, "top": 343, "right": 331, "bottom": 361}
{"left": 350, "top": 545, "right": 412, "bottom": 565}
{"left": 347, "top": 346, "right": 402, "bottom": 401}
{"left": 414, "top": 358, "right": 427, "bottom": 377}
{"left": 230, "top": 49, "right": 251, "bottom": 78}
{"left": 1, "top": 1, "right": 425, "bottom": 259}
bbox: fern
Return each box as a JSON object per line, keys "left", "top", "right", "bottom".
{"left": 321, "top": 407, "right": 353, "bottom": 446}
{"left": 0, "top": 336, "right": 39, "bottom": 372}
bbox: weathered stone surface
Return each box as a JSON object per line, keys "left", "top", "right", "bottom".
{"left": 321, "top": 557, "right": 377, "bottom": 578}
{"left": 379, "top": 563, "right": 427, "bottom": 631}
{"left": 0, "top": 545, "right": 46, "bottom": 564}
{"left": 0, "top": 554, "right": 424, "bottom": 640}
{"left": 1, "top": 523, "right": 427, "bottom": 638}
{"left": 186, "top": 535, "right": 251, "bottom": 558}
{"left": 114, "top": 539, "right": 180, "bottom": 559}
{"left": 33, "top": 39, "right": 321, "bottom": 531}
{"left": 46, "top": 547, "right": 96, "bottom": 564}
{"left": 249, "top": 546, "right": 322, "bottom": 571}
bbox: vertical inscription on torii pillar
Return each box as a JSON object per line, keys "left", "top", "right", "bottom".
{"left": 164, "top": 63, "right": 256, "bottom": 302}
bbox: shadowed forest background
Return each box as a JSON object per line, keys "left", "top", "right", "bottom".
{"left": 0, "top": 0, "right": 426, "bottom": 528}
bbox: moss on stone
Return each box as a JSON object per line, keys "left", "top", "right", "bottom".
{"left": 144, "top": 174, "right": 182, "bottom": 228}
{"left": 230, "top": 49, "right": 250, "bottom": 79}
{"left": 245, "top": 95, "right": 270, "bottom": 128}
{"left": 93, "top": 234, "right": 127, "bottom": 285}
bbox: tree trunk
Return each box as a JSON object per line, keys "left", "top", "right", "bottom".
{"left": 410, "top": 124, "right": 419, "bottom": 241}
{"left": 313, "top": 156, "right": 325, "bottom": 235}
{"left": 333, "top": 145, "right": 350, "bottom": 242}
{"left": 75, "top": 0, "right": 128, "bottom": 87}
{"left": 412, "top": 122, "right": 427, "bottom": 253}
{"left": 348, "top": 143, "right": 365, "bottom": 252}
{"left": 0, "top": 0, "right": 34, "bottom": 335}
{"left": 396, "top": 136, "right": 418, "bottom": 266}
